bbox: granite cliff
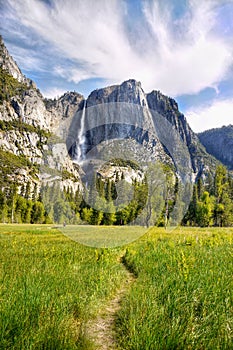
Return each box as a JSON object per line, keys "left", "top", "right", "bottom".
{"left": 67, "top": 79, "right": 217, "bottom": 180}
{"left": 0, "top": 36, "right": 83, "bottom": 194}
{"left": 0, "top": 35, "right": 219, "bottom": 197}
{"left": 198, "top": 125, "right": 233, "bottom": 170}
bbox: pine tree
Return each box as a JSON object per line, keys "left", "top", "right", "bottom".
{"left": 196, "top": 191, "right": 214, "bottom": 227}
{"left": 7, "top": 184, "right": 18, "bottom": 223}
{"left": 96, "top": 176, "right": 105, "bottom": 197}
{"left": 24, "top": 182, "right": 31, "bottom": 200}
{"left": 32, "top": 183, "right": 38, "bottom": 202}
{"left": 81, "top": 207, "right": 93, "bottom": 224}
{"left": 184, "top": 184, "right": 198, "bottom": 226}
{"left": 103, "top": 201, "right": 116, "bottom": 225}
{"left": 105, "top": 179, "right": 112, "bottom": 201}
{"left": 31, "top": 202, "right": 45, "bottom": 224}
{"left": 197, "top": 177, "right": 204, "bottom": 199}
{"left": 0, "top": 190, "right": 8, "bottom": 223}
{"left": 213, "top": 165, "right": 231, "bottom": 226}
{"left": 74, "top": 188, "right": 82, "bottom": 212}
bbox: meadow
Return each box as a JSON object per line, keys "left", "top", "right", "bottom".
{"left": 0, "top": 224, "right": 232, "bottom": 349}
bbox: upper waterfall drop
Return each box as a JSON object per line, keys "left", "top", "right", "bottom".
{"left": 76, "top": 99, "right": 86, "bottom": 162}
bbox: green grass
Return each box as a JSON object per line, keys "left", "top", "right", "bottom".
{"left": 0, "top": 225, "right": 232, "bottom": 349}
{"left": 117, "top": 227, "right": 233, "bottom": 349}
{"left": 0, "top": 224, "right": 127, "bottom": 349}
{"left": 60, "top": 225, "right": 148, "bottom": 248}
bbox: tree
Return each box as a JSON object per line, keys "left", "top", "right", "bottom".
{"left": 214, "top": 192, "right": 233, "bottom": 227}
{"left": 81, "top": 207, "right": 93, "bottom": 224}
{"left": 6, "top": 184, "right": 18, "bottom": 223}
{"left": 15, "top": 195, "right": 27, "bottom": 223}
{"left": 105, "top": 179, "right": 112, "bottom": 201}
{"left": 213, "top": 165, "right": 232, "bottom": 226}
{"left": 103, "top": 201, "right": 116, "bottom": 225}
{"left": 53, "top": 199, "right": 67, "bottom": 224}
{"left": 32, "top": 183, "right": 38, "bottom": 202}
{"left": 197, "top": 177, "right": 204, "bottom": 199}
{"left": 163, "top": 165, "right": 177, "bottom": 228}
{"left": 196, "top": 191, "right": 214, "bottom": 227}
{"left": 24, "top": 200, "right": 33, "bottom": 223}
{"left": 142, "top": 164, "right": 165, "bottom": 227}
{"left": 183, "top": 184, "right": 198, "bottom": 226}
{"left": 74, "top": 188, "right": 82, "bottom": 212}
{"left": 24, "top": 182, "right": 31, "bottom": 200}
{"left": 31, "top": 201, "right": 45, "bottom": 224}
{"left": 0, "top": 190, "right": 8, "bottom": 223}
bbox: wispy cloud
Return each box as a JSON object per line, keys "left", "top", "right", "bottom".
{"left": 186, "top": 98, "right": 233, "bottom": 132}
{"left": 1, "top": 0, "right": 233, "bottom": 98}
{"left": 6, "top": 44, "right": 46, "bottom": 72}
{"left": 42, "top": 87, "right": 69, "bottom": 99}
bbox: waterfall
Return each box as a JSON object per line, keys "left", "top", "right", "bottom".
{"left": 76, "top": 99, "right": 86, "bottom": 162}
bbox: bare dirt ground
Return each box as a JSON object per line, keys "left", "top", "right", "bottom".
{"left": 85, "top": 260, "right": 135, "bottom": 349}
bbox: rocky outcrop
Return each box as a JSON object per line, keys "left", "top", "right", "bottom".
{"left": 68, "top": 79, "right": 217, "bottom": 180}
{"left": 0, "top": 35, "right": 35, "bottom": 88}
{"left": 44, "top": 91, "right": 84, "bottom": 132}
{"left": 198, "top": 125, "right": 233, "bottom": 170}
{"left": 87, "top": 79, "right": 147, "bottom": 107}
{"left": 0, "top": 36, "right": 83, "bottom": 192}
{"left": 0, "top": 128, "right": 44, "bottom": 163}
{"left": 146, "top": 89, "right": 218, "bottom": 177}
{"left": 0, "top": 87, "right": 83, "bottom": 132}
{"left": 0, "top": 36, "right": 84, "bottom": 132}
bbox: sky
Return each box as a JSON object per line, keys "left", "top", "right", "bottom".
{"left": 0, "top": 0, "right": 233, "bottom": 132}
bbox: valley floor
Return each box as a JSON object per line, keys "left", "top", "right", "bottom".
{"left": 0, "top": 225, "right": 232, "bottom": 349}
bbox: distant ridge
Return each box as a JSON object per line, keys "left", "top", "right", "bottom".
{"left": 198, "top": 125, "right": 233, "bottom": 170}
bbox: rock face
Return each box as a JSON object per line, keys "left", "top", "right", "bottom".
{"left": 0, "top": 36, "right": 84, "bottom": 131}
{"left": 146, "top": 90, "right": 218, "bottom": 177}
{"left": 0, "top": 35, "right": 219, "bottom": 194}
{"left": 0, "top": 128, "right": 44, "bottom": 163}
{"left": 73, "top": 79, "right": 170, "bottom": 166}
{"left": 87, "top": 79, "right": 147, "bottom": 106}
{"left": 0, "top": 35, "right": 34, "bottom": 87}
{"left": 0, "top": 36, "right": 83, "bottom": 192}
{"left": 198, "top": 125, "right": 233, "bottom": 170}
{"left": 68, "top": 79, "right": 217, "bottom": 180}
{"left": 44, "top": 92, "right": 84, "bottom": 132}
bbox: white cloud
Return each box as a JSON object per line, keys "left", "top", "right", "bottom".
{"left": 42, "top": 87, "right": 68, "bottom": 99}
{"left": 186, "top": 98, "right": 233, "bottom": 132}
{"left": 2, "top": 0, "right": 233, "bottom": 96}
{"left": 7, "top": 45, "right": 46, "bottom": 72}
{"left": 54, "top": 66, "right": 94, "bottom": 84}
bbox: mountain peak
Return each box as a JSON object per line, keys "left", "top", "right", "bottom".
{"left": 87, "top": 78, "right": 146, "bottom": 107}
{"left": 0, "top": 35, "right": 35, "bottom": 88}
{"left": 121, "top": 78, "right": 142, "bottom": 88}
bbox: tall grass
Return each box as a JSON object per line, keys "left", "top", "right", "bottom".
{"left": 0, "top": 225, "right": 126, "bottom": 349}
{"left": 1, "top": 225, "right": 232, "bottom": 349}
{"left": 117, "top": 228, "right": 233, "bottom": 349}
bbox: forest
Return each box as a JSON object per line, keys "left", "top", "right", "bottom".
{"left": 0, "top": 162, "right": 232, "bottom": 227}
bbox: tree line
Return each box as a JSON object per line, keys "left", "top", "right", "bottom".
{"left": 0, "top": 165, "right": 232, "bottom": 227}
{"left": 183, "top": 165, "right": 233, "bottom": 227}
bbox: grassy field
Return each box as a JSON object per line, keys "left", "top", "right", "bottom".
{"left": 117, "top": 228, "right": 233, "bottom": 349}
{"left": 0, "top": 224, "right": 127, "bottom": 349}
{"left": 60, "top": 225, "right": 148, "bottom": 247}
{"left": 0, "top": 224, "right": 232, "bottom": 349}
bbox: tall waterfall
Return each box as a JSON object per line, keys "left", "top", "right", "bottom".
{"left": 76, "top": 99, "right": 86, "bottom": 162}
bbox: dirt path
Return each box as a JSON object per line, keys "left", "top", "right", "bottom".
{"left": 85, "top": 256, "right": 135, "bottom": 350}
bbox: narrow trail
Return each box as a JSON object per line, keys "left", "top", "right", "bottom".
{"left": 85, "top": 255, "right": 136, "bottom": 350}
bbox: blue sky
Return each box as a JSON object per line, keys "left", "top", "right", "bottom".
{"left": 0, "top": 0, "right": 233, "bottom": 132}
